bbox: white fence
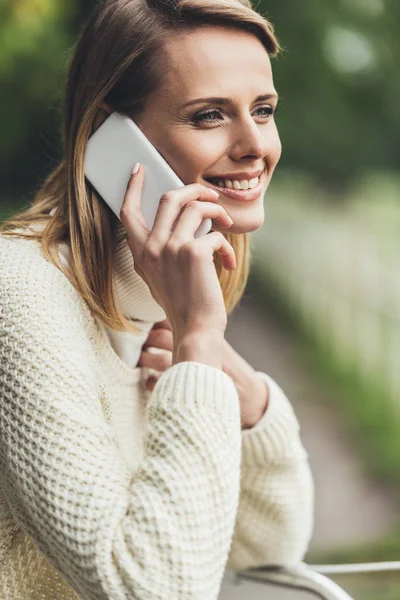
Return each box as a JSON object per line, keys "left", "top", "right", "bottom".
{"left": 252, "top": 187, "right": 400, "bottom": 406}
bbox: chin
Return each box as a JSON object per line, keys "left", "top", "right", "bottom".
{"left": 212, "top": 216, "right": 264, "bottom": 235}
{"left": 228, "top": 221, "right": 263, "bottom": 234}
{"left": 227, "top": 208, "right": 265, "bottom": 234}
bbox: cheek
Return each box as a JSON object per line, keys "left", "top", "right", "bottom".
{"left": 161, "top": 133, "right": 218, "bottom": 183}
{"left": 267, "top": 124, "right": 282, "bottom": 165}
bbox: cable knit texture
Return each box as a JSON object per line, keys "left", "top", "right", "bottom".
{"left": 0, "top": 231, "right": 314, "bottom": 599}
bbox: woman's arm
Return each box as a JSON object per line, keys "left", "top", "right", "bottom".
{"left": 0, "top": 240, "right": 242, "bottom": 600}
{"left": 138, "top": 320, "right": 314, "bottom": 571}
{"left": 226, "top": 372, "right": 314, "bottom": 571}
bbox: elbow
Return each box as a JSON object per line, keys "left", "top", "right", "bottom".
{"left": 227, "top": 457, "right": 315, "bottom": 571}
{"left": 269, "top": 459, "right": 315, "bottom": 566}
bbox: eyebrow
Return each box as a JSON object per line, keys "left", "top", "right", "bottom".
{"left": 179, "top": 93, "right": 279, "bottom": 110}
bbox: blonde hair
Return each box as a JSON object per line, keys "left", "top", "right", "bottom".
{"left": 0, "top": 0, "right": 279, "bottom": 334}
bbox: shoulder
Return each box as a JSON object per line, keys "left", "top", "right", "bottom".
{"left": 0, "top": 234, "right": 96, "bottom": 346}
{"left": 0, "top": 233, "right": 69, "bottom": 290}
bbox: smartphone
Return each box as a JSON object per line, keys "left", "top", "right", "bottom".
{"left": 84, "top": 112, "right": 212, "bottom": 238}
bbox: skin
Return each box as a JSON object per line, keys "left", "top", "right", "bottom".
{"left": 132, "top": 26, "right": 281, "bottom": 428}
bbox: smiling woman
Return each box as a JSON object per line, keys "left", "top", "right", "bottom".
{"left": 0, "top": 1, "right": 313, "bottom": 599}
{"left": 0, "top": 0, "right": 281, "bottom": 324}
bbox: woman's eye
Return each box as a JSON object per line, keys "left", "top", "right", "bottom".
{"left": 257, "top": 105, "right": 276, "bottom": 118}
{"left": 192, "top": 105, "right": 276, "bottom": 125}
{"left": 192, "top": 109, "right": 223, "bottom": 123}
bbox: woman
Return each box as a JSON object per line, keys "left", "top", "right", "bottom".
{"left": 0, "top": 0, "right": 314, "bottom": 598}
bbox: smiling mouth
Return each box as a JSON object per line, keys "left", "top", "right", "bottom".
{"left": 202, "top": 174, "right": 266, "bottom": 202}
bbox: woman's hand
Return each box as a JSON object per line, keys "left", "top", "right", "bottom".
{"left": 139, "top": 320, "right": 269, "bottom": 430}
{"left": 120, "top": 163, "right": 236, "bottom": 351}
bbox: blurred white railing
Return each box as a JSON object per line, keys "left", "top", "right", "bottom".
{"left": 220, "top": 561, "right": 400, "bottom": 599}
{"left": 252, "top": 185, "right": 400, "bottom": 406}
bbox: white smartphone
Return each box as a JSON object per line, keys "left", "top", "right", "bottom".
{"left": 84, "top": 112, "right": 212, "bottom": 238}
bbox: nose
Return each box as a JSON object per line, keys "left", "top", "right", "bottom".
{"left": 229, "top": 117, "right": 274, "bottom": 161}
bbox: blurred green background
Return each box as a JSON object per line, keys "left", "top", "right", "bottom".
{"left": 1, "top": 1, "right": 399, "bottom": 597}
{"left": 1, "top": 0, "right": 400, "bottom": 200}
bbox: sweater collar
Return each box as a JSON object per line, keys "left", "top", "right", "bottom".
{"left": 113, "top": 222, "right": 167, "bottom": 323}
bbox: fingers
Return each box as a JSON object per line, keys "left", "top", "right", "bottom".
{"left": 146, "top": 375, "right": 159, "bottom": 392}
{"left": 143, "top": 327, "right": 173, "bottom": 351}
{"left": 190, "top": 230, "right": 237, "bottom": 271}
{"left": 138, "top": 349, "right": 172, "bottom": 371}
{"left": 119, "top": 165, "right": 234, "bottom": 338}
{"left": 151, "top": 319, "right": 172, "bottom": 331}
{"left": 148, "top": 184, "right": 223, "bottom": 247}
{"left": 170, "top": 201, "right": 233, "bottom": 243}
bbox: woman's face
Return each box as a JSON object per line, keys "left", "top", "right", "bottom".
{"left": 136, "top": 25, "right": 281, "bottom": 234}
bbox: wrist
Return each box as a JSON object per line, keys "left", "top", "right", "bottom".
{"left": 173, "top": 330, "right": 225, "bottom": 369}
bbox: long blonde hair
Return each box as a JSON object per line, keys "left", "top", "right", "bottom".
{"left": 0, "top": 0, "right": 279, "bottom": 334}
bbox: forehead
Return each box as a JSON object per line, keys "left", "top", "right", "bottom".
{"left": 159, "top": 26, "right": 274, "bottom": 103}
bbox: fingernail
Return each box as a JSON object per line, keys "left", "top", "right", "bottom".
{"left": 210, "top": 189, "right": 219, "bottom": 198}
{"left": 222, "top": 218, "right": 234, "bottom": 228}
{"left": 132, "top": 162, "right": 140, "bottom": 174}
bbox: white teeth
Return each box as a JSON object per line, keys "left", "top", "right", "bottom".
{"left": 248, "top": 177, "right": 259, "bottom": 189}
{"left": 229, "top": 177, "right": 259, "bottom": 190}
{"left": 209, "top": 175, "right": 260, "bottom": 190}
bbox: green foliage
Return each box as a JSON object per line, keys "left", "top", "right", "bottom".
{"left": 0, "top": 0, "right": 399, "bottom": 200}
{"left": 258, "top": 0, "right": 400, "bottom": 189}
{"left": 0, "top": 0, "right": 93, "bottom": 198}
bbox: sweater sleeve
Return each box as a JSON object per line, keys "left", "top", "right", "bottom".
{"left": 0, "top": 242, "right": 242, "bottom": 600}
{"left": 226, "top": 372, "right": 314, "bottom": 571}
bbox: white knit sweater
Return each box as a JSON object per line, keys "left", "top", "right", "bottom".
{"left": 0, "top": 226, "right": 314, "bottom": 600}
